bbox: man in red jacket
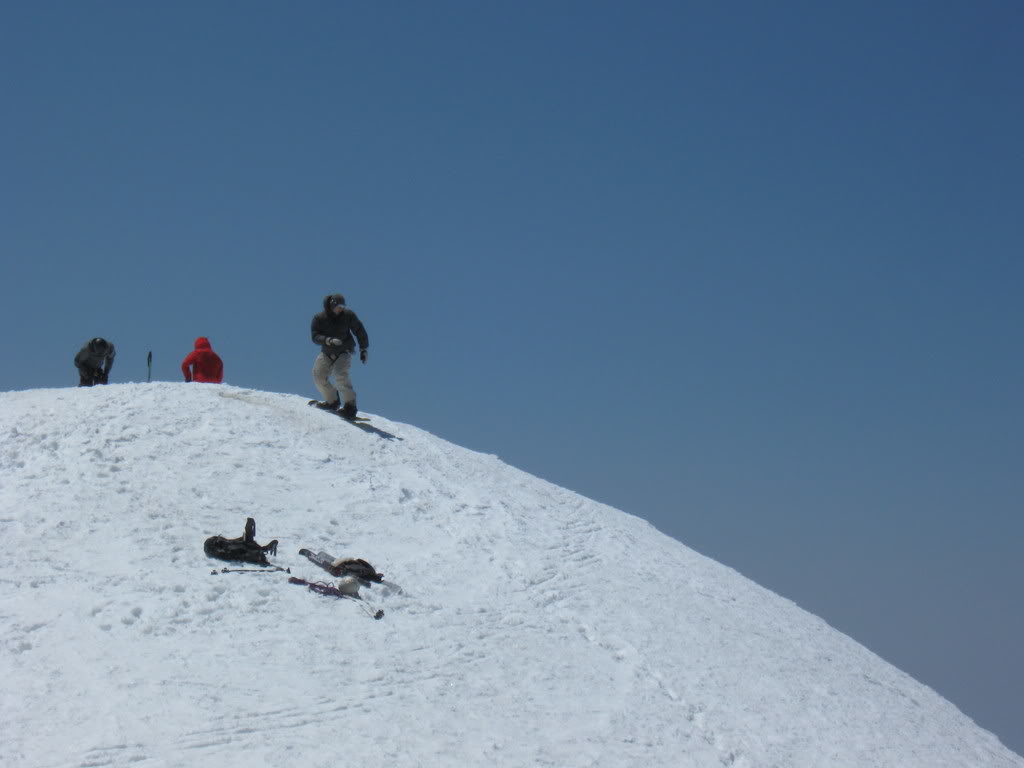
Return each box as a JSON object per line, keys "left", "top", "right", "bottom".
{"left": 181, "top": 337, "right": 224, "bottom": 383}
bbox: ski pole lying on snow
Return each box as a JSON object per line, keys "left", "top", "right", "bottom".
{"left": 288, "top": 577, "right": 384, "bottom": 620}
{"left": 211, "top": 566, "right": 291, "bottom": 574}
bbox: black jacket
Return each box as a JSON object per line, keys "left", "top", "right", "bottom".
{"left": 74, "top": 339, "right": 116, "bottom": 373}
{"left": 311, "top": 295, "right": 369, "bottom": 359}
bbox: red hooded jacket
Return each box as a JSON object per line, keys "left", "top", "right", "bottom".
{"left": 182, "top": 337, "right": 224, "bottom": 383}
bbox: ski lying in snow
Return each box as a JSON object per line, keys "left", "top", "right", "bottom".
{"left": 288, "top": 577, "right": 384, "bottom": 619}
{"left": 299, "top": 548, "right": 362, "bottom": 578}
{"left": 298, "top": 549, "right": 404, "bottom": 593}
{"left": 299, "top": 549, "right": 381, "bottom": 581}
{"left": 306, "top": 400, "right": 371, "bottom": 422}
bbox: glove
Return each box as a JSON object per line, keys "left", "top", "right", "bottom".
{"left": 360, "top": 348, "right": 368, "bottom": 364}
{"left": 328, "top": 337, "right": 343, "bottom": 347}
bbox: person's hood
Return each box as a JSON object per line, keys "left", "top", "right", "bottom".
{"left": 323, "top": 293, "right": 346, "bottom": 313}
{"left": 194, "top": 337, "right": 212, "bottom": 350}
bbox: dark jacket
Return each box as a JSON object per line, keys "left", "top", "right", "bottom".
{"left": 181, "top": 337, "right": 224, "bottom": 383}
{"left": 74, "top": 338, "right": 116, "bottom": 374}
{"left": 311, "top": 294, "right": 369, "bottom": 359}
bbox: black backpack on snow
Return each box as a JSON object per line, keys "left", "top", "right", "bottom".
{"left": 204, "top": 518, "right": 278, "bottom": 565}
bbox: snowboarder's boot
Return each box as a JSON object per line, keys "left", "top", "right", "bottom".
{"left": 312, "top": 400, "right": 340, "bottom": 411}
{"left": 340, "top": 401, "right": 358, "bottom": 421}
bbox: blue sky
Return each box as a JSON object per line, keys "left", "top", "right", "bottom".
{"left": 3, "top": 0, "right": 1022, "bottom": 753}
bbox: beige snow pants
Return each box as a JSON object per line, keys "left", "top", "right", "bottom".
{"left": 312, "top": 352, "right": 355, "bottom": 406}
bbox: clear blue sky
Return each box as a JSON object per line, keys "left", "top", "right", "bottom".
{"left": 3, "top": 0, "right": 1021, "bottom": 754}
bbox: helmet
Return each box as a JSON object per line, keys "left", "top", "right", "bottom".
{"left": 327, "top": 293, "right": 346, "bottom": 309}
{"left": 89, "top": 338, "right": 108, "bottom": 354}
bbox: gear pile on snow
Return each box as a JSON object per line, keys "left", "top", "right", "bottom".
{"left": 203, "top": 529, "right": 389, "bottom": 618}
{"left": 298, "top": 548, "right": 384, "bottom": 581}
{"left": 203, "top": 517, "right": 279, "bottom": 566}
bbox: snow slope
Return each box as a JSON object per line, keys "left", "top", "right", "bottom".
{"left": 1, "top": 383, "right": 1020, "bottom": 768}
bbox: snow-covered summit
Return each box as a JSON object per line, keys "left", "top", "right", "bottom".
{"left": 2, "top": 383, "right": 1020, "bottom": 768}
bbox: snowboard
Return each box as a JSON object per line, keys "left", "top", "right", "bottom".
{"left": 307, "top": 400, "right": 371, "bottom": 422}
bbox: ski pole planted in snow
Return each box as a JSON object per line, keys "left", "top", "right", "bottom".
{"left": 147, "top": 351, "right": 152, "bottom": 383}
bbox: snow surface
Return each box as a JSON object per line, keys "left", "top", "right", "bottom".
{"left": 1, "top": 383, "right": 1020, "bottom": 768}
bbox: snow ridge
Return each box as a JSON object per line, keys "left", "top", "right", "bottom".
{"left": 1, "top": 383, "right": 1020, "bottom": 768}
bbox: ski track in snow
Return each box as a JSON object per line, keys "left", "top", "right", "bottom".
{"left": 0, "top": 383, "right": 1020, "bottom": 768}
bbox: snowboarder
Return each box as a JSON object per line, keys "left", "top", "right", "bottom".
{"left": 74, "top": 337, "right": 116, "bottom": 387}
{"left": 310, "top": 293, "right": 369, "bottom": 420}
{"left": 181, "top": 337, "right": 224, "bottom": 383}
